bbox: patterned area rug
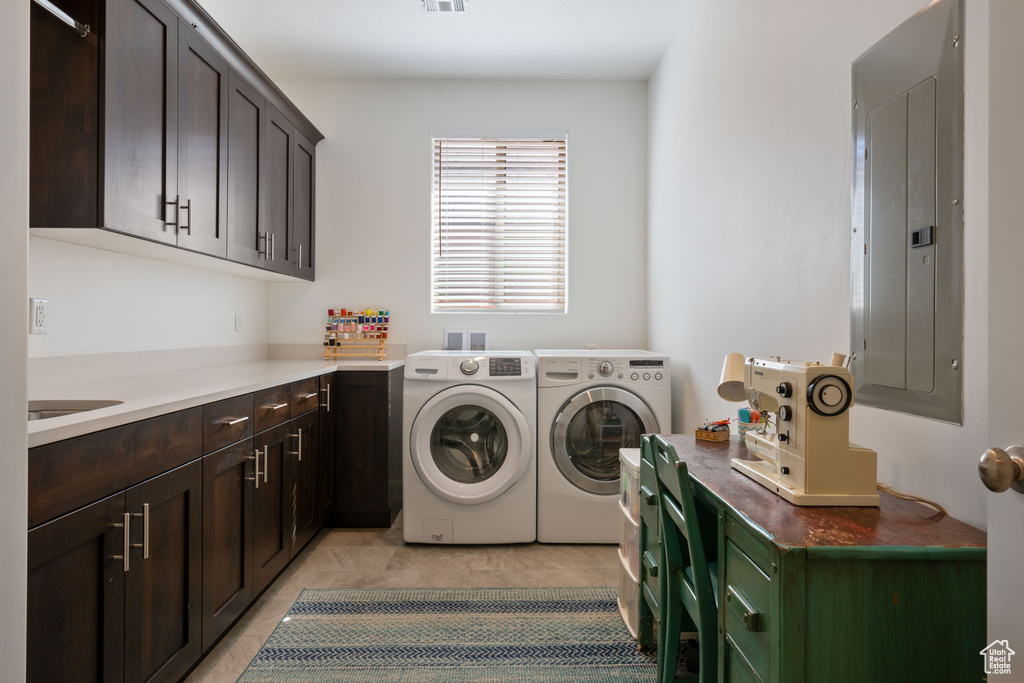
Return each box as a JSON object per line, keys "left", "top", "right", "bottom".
{"left": 237, "top": 587, "right": 657, "bottom": 682}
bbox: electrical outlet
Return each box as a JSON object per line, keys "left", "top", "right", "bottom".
{"left": 234, "top": 311, "right": 242, "bottom": 332}
{"left": 30, "top": 298, "right": 48, "bottom": 334}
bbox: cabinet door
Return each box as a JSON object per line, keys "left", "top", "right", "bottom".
{"left": 318, "top": 373, "right": 337, "bottom": 528}
{"left": 105, "top": 0, "right": 178, "bottom": 242}
{"left": 292, "top": 129, "right": 316, "bottom": 280}
{"left": 202, "top": 439, "right": 255, "bottom": 649}
{"left": 27, "top": 493, "right": 126, "bottom": 683}
{"left": 336, "top": 369, "right": 402, "bottom": 527}
{"left": 289, "top": 409, "right": 319, "bottom": 556}
{"left": 226, "top": 71, "right": 266, "bottom": 267}
{"left": 263, "top": 103, "right": 295, "bottom": 275}
{"left": 253, "top": 423, "right": 291, "bottom": 592}
{"left": 176, "top": 20, "right": 229, "bottom": 257}
{"left": 124, "top": 460, "right": 203, "bottom": 683}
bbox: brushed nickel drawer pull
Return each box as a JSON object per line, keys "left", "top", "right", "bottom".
{"left": 224, "top": 416, "right": 250, "bottom": 426}
{"left": 130, "top": 503, "right": 150, "bottom": 560}
{"left": 300, "top": 392, "right": 318, "bottom": 400}
{"left": 263, "top": 446, "right": 269, "bottom": 483}
{"left": 113, "top": 513, "right": 130, "bottom": 572}
{"left": 248, "top": 450, "right": 261, "bottom": 489}
{"left": 288, "top": 429, "right": 303, "bottom": 460}
{"left": 269, "top": 403, "right": 288, "bottom": 411}
{"left": 320, "top": 384, "right": 330, "bottom": 411}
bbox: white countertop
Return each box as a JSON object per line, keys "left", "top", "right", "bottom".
{"left": 28, "top": 358, "right": 404, "bottom": 448}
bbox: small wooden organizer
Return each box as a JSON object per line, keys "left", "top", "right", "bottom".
{"left": 322, "top": 308, "right": 390, "bottom": 362}
{"left": 695, "top": 429, "right": 730, "bottom": 442}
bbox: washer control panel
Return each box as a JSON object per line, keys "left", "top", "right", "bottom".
{"left": 582, "top": 357, "right": 669, "bottom": 387}
{"left": 488, "top": 357, "right": 523, "bottom": 376}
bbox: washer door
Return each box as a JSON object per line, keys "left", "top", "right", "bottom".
{"left": 551, "top": 387, "right": 658, "bottom": 494}
{"left": 410, "top": 385, "right": 531, "bottom": 504}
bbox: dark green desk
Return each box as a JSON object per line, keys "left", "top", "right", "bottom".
{"left": 638, "top": 435, "right": 986, "bottom": 683}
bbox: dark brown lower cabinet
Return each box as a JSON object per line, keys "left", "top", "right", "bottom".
{"left": 201, "top": 438, "right": 255, "bottom": 650}
{"left": 289, "top": 409, "right": 319, "bottom": 556}
{"left": 27, "top": 459, "right": 203, "bottom": 683}
{"left": 334, "top": 368, "right": 403, "bottom": 527}
{"left": 318, "top": 373, "right": 337, "bottom": 529}
{"left": 253, "top": 422, "right": 291, "bottom": 593}
{"left": 28, "top": 493, "right": 125, "bottom": 683}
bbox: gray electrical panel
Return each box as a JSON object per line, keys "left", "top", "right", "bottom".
{"left": 850, "top": 0, "right": 963, "bottom": 423}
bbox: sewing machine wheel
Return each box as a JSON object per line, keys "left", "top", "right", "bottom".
{"left": 807, "top": 375, "right": 852, "bottom": 417}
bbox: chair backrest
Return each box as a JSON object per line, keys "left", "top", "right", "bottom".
{"left": 647, "top": 434, "right": 717, "bottom": 614}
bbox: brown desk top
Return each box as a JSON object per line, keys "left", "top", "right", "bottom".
{"left": 659, "top": 434, "right": 986, "bottom": 551}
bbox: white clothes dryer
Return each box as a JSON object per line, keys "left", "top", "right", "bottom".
{"left": 403, "top": 350, "right": 537, "bottom": 544}
{"left": 536, "top": 350, "right": 671, "bottom": 543}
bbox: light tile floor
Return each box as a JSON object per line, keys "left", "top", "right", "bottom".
{"left": 184, "top": 514, "right": 622, "bottom": 682}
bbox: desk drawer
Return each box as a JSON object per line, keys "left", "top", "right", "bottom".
{"left": 723, "top": 538, "right": 771, "bottom": 677}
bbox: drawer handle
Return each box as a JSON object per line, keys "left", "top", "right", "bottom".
{"left": 300, "top": 392, "right": 318, "bottom": 400}
{"left": 320, "top": 384, "right": 330, "bottom": 411}
{"left": 224, "top": 416, "right": 249, "bottom": 426}
{"left": 642, "top": 550, "right": 659, "bottom": 577}
{"left": 726, "top": 584, "right": 764, "bottom": 632}
{"left": 640, "top": 485, "right": 657, "bottom": 506}
{"left": 269, "top": 403, "right": 288, "bottom": 411}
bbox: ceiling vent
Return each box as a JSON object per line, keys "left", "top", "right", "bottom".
{"left": 422, "top": 0, "right": 468, "bottom": 12}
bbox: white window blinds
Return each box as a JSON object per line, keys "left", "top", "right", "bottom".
{"left": 431, "top": 134, "right": 568, "bottom": 313}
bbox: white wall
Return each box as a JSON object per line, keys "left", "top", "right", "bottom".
{"left": 0, "top": 0, "right": 28, "bottom": 677}
{"left": 28, "top": 237, "right": 269, "bottom": 356}
{"left": 267, "top": 79, "right": 649, "bottom": 353}
{"left": 647, "top": 0, "right": 988, "bottom": 528}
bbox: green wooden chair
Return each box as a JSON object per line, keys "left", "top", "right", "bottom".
{"left": 648, "top": 434, "right": 719, "bottom": 683}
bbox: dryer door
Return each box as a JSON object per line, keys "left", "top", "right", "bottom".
{"left": 410, "top": 385, "right": 531, "bottom": 504}
{"left": 551, "top": 387, "right": 658, "bottom": 494}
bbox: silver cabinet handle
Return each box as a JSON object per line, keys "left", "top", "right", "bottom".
{"left": 979, "top": 445, "right": 1024, "bottom": 493}
{"left": 165, "top": 195, "right": 179, "bottom": 231}
{"left": 270, "top": 233, "right": 275, "bottom": 261}
{"left": 300, "top": 392, "right": 318, "bottom": 400}
{"left": 224, "top": 416, "right": 249, "bottom": 426}
{"left": 269, "top": 403, "right": 288, "bottom": 411}
{"left": 320, "top": 383, "right": 330, "bottom": 411}
{"left": 130, "top": 503, "right": 150, "bottom": 560}
{"left": 113, "top": 512, "right": 131, "bottom": 572}
{"left": 258, "top": 232, "right": 268, "bottom": 258}
{"left": 263, "top": 446, "right": 269, "bottom": 483}
{"left": 248, "top": 449, "right": 261, "bottom": 489}
{"left": 178, "top": 198, "right": 192, "bottom": 235}
{"left": 288, "top": 429, "right": 303, "bottom": 460}
{"left": 297, "top": 244, "right": 302, "bottom": 270}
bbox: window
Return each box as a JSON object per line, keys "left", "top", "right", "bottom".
{"left": 431, "top": 132, "right": 567, "bottom": 313}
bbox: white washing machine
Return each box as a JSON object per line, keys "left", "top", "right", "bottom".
{"left": 536, "top": 350, "right": 671, "bottom": 543}
{"left": 403, "top": 350, "right": 537, "bottom": 544}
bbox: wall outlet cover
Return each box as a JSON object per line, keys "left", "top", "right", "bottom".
{"left": 30, "top": 298, "right": 47, "bottom": 335}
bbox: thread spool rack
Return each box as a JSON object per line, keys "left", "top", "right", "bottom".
{"left": 322, "top": 308, "right": 390, "bottom": 362}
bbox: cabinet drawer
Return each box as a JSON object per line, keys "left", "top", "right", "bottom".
{"left": 291, "top": 377, "right": 320, "bottom": 415}
{"left": 254, "top": 384, "right": 292, "bottom": 432}
{"left": 203, "top": 394, "right": 253, "bottom": 454}
{"left": 29, "top": 407, "right": 202, "bottom": 528}
{"left": 723, "top": 538, "right": 771, "bottom": 678}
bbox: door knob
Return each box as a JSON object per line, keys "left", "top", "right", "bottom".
{"left": 978, "top": 445, "right": 1024, "bottom": 493}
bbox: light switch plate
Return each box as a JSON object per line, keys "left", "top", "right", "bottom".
{"left": 30, "top": 298, "right": 47, "bottom": 334}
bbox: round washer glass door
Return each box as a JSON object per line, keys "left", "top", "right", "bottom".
{"left": 410, "top": 384, "right": 531, "bottom": 504}
{"left": 551, "top": 387, "right": 658, "bottom": 494}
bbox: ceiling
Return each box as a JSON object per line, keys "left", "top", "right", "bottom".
{"left": 197, "top": 0, "right": 689, "bottom": 80}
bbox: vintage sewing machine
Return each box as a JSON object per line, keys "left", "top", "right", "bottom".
{"left": 731, "top": 356, "right": 879, "bottom": 506}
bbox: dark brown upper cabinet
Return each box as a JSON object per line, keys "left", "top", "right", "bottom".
{"left": 176, "top": 20, "right": 230, "bottom": 257}
{"left": 30, "top": 0, "right": 322, "bottom": 280}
